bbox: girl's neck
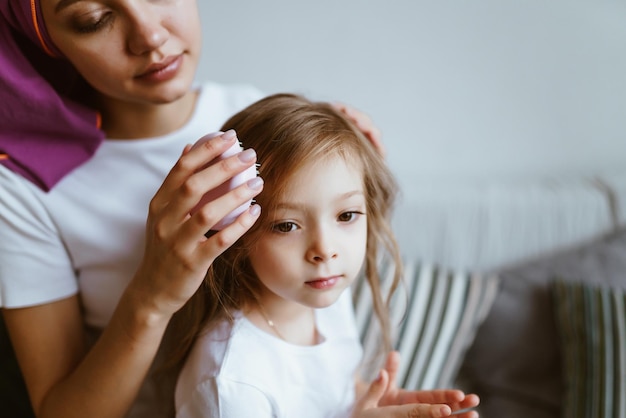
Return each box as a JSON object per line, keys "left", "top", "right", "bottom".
{"left": 97, "top": 89, "right": 199, "bottom": 139}
{"left": 246, "top": 301, "right": 319, "bottom": 346}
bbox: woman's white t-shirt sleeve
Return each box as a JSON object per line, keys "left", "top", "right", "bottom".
{"left": 0, "top": 166, "right": 77, "bottom": 308}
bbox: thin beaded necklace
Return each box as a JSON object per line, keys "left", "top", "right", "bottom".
{"left": 257, "top": 304, "right": 287, "bottom": 341}
{"left": 256, "top": 304, "right": 318, "bottom": 343}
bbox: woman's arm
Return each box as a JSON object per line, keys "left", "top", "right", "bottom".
{"left": 4, "top": 132, "right": 263, "bottom": 418}
{"left": 4, "top": 294, "right": 167, "bottom": 418}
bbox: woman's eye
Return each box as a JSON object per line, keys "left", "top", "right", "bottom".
{"left": 73, "top": 12, "right": 112, "bottom": 34}
{"left": 272, "top": 222, "right": 297, "bottom": 233}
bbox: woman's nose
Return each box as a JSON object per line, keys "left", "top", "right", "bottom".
{"left": 127, "top": 9, "right": 169, "bottom": 55}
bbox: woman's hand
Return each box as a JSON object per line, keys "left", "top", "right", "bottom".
{"left": 352, "top": 352, "right": 480, "bottom": 418}
{"left": 332, "top": 102, "right": 385, "bottom": 158}
{"left": 129, "top": 130, "right": 263, "bottom": 320}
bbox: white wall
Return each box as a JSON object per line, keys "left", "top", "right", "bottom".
{"left": 198, "top": 1, "right": 626, "bottom": 269}
{"left": 198, "top": 0, "right": 626, "bottom": 187}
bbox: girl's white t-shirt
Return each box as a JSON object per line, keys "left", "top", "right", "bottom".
{"left": 175, "top": 290, "right": 363, "bottom": 418}
{"left": 0, "top": 81, "right": 263, "bottom": 327}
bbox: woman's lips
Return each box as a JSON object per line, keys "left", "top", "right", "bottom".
{"left": 305, "top": 276, "right": 340, "bottom": 290}
{"left": 136, "top": 54, "right": 183, "bottom": 83}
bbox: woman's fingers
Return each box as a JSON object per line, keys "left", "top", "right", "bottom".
{"left": 152, "top": 132, "right": 259, "bottom": 245}
{"left": 198, "top": 203, "right": 262, "bottom": 261}
{"left": 132, "top": 130, "right": 264, "bottom": 317}
{"left": 332, "top": 102, "right": 385, "bottom": 158}
{"left": 181, "top": 175, "right": 264, "bottom": 247}
{"left": 164, "top": 147, "right": 259, "bottom": 233}
{"left": 150, "top": 130, "right": 238, "bottom": 212}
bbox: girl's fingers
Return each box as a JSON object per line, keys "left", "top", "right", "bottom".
{"left": 384, "top": 351, "right": 401, "bottom": 386}
{"left": 451, "top": 410, "right": 479, "bottom": 418}
{"left": 455, "top": 394, "right": 480, "bottom": 411}
{"left": 401, "top": 404, "right": 452, "bottom": 418}
{"left": 409, "top": 390, "right": 465, "bottom": 405}
{"left": 353, "top": 370, "right": 389, "bottom": 413}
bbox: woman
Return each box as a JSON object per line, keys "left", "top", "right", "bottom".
{"left": 0, "top": 1, "right": 471, "bottom": 417}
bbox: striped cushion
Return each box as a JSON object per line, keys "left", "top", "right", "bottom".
{"left": 551, "top": 280, "right": 626, "bottom": 418}
{"left": 352, "top": 258, "right": 499, "bottom": 389}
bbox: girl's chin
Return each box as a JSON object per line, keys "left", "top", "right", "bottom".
{"left": 306, "top": 289, "right": 347, "bottom": 309}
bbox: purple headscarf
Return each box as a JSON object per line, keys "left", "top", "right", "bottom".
{"left": 0, "top": 0, "right": 104, "bottom": 192}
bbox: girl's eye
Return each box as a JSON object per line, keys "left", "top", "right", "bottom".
{"left": 272, "top": 222, "right": 297, "bottom": 233}
{"left": 338, "top": 211, "right": 363, "bottom": 223}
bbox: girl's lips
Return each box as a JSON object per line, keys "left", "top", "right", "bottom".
{"left": 136, "top": 54, "right": 183, "bottom": 83}
{"left": 305, "top": 276, "right": 340, "bottom": 290}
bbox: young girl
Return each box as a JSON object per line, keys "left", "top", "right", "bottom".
{"left": 173, "top": 94, "right": 480, "bottom": 418}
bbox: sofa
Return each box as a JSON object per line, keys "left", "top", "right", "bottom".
{"left": 358, "top": 172, "right": 626, "bottom": 418}
{"left": 352, "top": 227, "right": 624, "bottom": 417}
{"left": 456, "top": 228, "right": 626, "bottom": 417}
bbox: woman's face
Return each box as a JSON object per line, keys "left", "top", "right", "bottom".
{"left": 40, "top": 0, "right": 201, "bottom": 105}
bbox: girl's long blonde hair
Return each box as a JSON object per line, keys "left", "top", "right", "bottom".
{"left": 168, "top": 93, "right": 402, "bottom": 367}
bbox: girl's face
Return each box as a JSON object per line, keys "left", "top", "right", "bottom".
{"left": 248, "top": 155, "right": 368, "bottom": 316}
{"left": 40, "top": 0, "right": 201, "bottom": 105}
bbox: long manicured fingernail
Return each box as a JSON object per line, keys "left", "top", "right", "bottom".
{"left": 249, "top": 204, "right": 261, "bottom": 216}
{"left": 238, "top": 148, "right": 256, "bottom": 163}
{"left": 247, "top": 177, "right": 264, "bottom": 190}
{"left": 222, "top": 129, "right": 236, "bottom": 141}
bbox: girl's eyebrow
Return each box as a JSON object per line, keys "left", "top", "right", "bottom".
{"left": 274, "top": 190, "right": 365, "bottom": 211}
{"left": 340, "top": 190, "right": 365, "bottom": 200}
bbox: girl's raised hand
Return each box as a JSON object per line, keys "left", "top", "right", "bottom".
{"left": 352, "top": 370, "right": 456, "bottom": 418}
{"left": 352, "top": 352, "right": 480, "bottom": 418}
{"left": 129, "top": 130, "right": 263, "bottom": 321}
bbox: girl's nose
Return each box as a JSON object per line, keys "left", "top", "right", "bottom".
{"left": 127, "top": 9, "right": 169, "bottom": 55}
{"left": 306, "top": 230, "right": 338, "bottom": 263}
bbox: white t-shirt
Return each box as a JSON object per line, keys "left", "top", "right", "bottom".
{"left": 0, "top": 81, "right": 263, "bottom": 327}
{"left": 175, "top": 290, "right": 363, "bottom": 418}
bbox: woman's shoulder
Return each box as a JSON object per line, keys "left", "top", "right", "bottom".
{"left": 0, "top": 165, "right": 77, "bottom": 309}
{"left": 0, "top": 164, "right": 54, "bottom": 228}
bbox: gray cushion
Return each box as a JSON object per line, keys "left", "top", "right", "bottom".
{"left": 552, "top": 280, "right": 626, "bottom": 418}
{"left": 456, "top": 229, "right": 626, "bottom": 418}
